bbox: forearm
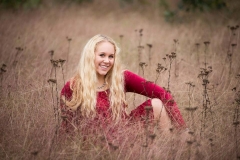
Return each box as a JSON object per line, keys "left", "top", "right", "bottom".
{"left": 124, "top": 70, "right": 186, "bottom": 128}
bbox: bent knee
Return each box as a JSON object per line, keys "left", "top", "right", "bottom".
{"left": 151, "top": 98, "right": 170, "bottom": 121}
{"left": 151, "top": 98, "right": 163, "bottom": 108}
{"left": 151, "top": 98, "right": 167, "bottom": 114}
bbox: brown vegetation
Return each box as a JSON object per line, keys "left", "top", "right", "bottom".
{"left": 0, "top": 0, "right": 240, "bottom": 159}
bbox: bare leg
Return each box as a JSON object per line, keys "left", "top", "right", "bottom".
{"left": 151, "top": 98, "right": 172, "bottom": 132}
{"left": 151, "top": 98, "right": 190, "bottom": 147}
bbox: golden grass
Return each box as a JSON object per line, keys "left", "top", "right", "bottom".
{"left": 0, "top": 1, "right": 240, "bottom": 159}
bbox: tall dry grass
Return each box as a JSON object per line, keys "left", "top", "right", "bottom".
{"left": 0, "top": 1, "right": 240, "bottom": 159}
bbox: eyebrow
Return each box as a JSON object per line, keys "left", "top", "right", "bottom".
{"left": 98, "top": 52, "right": 115, "bottom": 55}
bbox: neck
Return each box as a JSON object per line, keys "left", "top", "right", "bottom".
{"left": 97, "top": 74, "right": 105, "bottom": 84}
{"left": 97, "top": 74, "right": 106, "bottom": 90}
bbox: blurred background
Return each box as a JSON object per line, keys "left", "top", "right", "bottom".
{"left": 0, "top": 0, "right": 239, "bottom": 77}
{"left": 0, "top": 0, "right": 240, "bottom": 159}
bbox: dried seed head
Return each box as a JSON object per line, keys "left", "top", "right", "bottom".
{"left": 16, "top": 47, "right": 23, "bottom": 51}
{"left": 108, "top": 143, "right": 118, "bottom": 150}
{"left": 48, "top": 79, "right": 57, "bottom": 83}
{"left": 233, "top": 121, "right": 239, "bottom": 126}
{"left": 202, "top": 79, "right": 209, "bottom": 85}
{"left": 166, "top": 52, "right": 176, "bottom": 59}
{"left": 185, "top": 107, "right": 198, "bottom": 111}
{"left": 185, "top": 82, "right": 195, "bottom": 87}
{"left": 51, "top": 60, "right": 59, "bottom": 67}
{"left": 139, "top": 62, "right": 147, "bottom": 67}
{"left": 149, "top": 134, "right": 156, "bottom": 140}
{"left": 230, "top": 26, "right": 235, "bottom": 31}
{"left": 171, "top": 52, "right": 176, "bottom": 56}
{"left": 66, "top": 36, "right": 72, "bottom": 41}
{"left": 61, "top": 115, "right": 68, "bottom": 120}
{"left": 147, "top": 44, "right": 152, "bottom": 48}
{"left": 156, "top": 63, "right": 166, "bottom": 73}
{"left": 49, "top": 50, "right": 54, "bottom": 57}
{"left": 1, "top": 68, "right": 6, "bottom": 72}
{"left": 142, "top": 144, "right": 148, "bottom": 147}
{"left": 1, "top": 64, "right": 7, "bottom": 72}
{"left": 166, "top": 89, "right": 171, "bottom": 93}
{"left": 144, "top": 106, "right": 153, "bottom": 111}
{"left": 157, "top": 63, "right": 162, "bottom": 68}
{"left": 99, "top": 136, "right": 105, "bottom": 141}
{"left": 31, "top": 151, "right": 39, "bottom": 156}
{"left": 204, "top": 41, "right": 210, "bottom": 45}
{"left": 59, "top": 59, "right": 66, "bottom": 65}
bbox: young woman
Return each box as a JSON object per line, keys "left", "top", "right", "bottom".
{"left": 60, "top": 34, "right": 187, "bottom": 133}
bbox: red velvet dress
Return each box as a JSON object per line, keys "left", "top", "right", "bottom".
{"left": 60, "top": 70, "right": 186, "bottom": 132}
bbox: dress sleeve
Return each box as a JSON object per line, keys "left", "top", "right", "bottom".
{"left": 60, "top": 81, "right": 76, "bottom": 133}
{"left": 124, "top": 70, "right": 186, "bottom": 128}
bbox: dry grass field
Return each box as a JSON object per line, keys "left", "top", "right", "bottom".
{"left": 0, "top": 0, "right": 240, "bottom": 159}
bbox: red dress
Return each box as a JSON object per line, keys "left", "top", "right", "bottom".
{"left": 60, "top": 70, "right": 186, "bottom": 132}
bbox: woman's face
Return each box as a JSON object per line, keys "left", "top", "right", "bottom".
{"left": 94, "top": 41, "right": 115, "bottom": 78}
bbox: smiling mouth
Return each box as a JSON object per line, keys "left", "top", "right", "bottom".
{"left": 100, "top": 65, "right": 109, "bottom": 70}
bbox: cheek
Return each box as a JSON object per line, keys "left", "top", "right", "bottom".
{"left": 111, "top": 59, "right": 115, "bottom": 65}
{"left": 94, "top": 58, "right": 98, "bottom": 67}
{"left": 94, "top": 56, "right": 100, "bottom": 63}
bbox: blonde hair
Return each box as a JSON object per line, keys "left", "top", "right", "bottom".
{"left": 63, "top": 34, "right": 126, "bottom": 121}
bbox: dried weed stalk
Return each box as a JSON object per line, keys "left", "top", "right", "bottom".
{"left": 12, "top": 47, "right": 23, "bottom": 88}
{"left": 173, "top": 39, "right": 179, "bottom": 77}
{"left": 139, "top": 62, "right": 148, "bottom": 77}
{"left": 226, "top": 25, "right": 239, "bottom": 77}
{"left": 233, "top": 74, "right": 240, "bottom": 159}
{"left": 200, "top": 42, "right": 215, "bottom": 143}
{"left": 0, "top": 64, "right": 7, "bottom": 91}
{"left": 166, "top": 52, "right": 176, "bottom": 92}
{"left": 66, "top": 36, "right": 72, "bottom": 74}
{"left": 146, "top": 43, "right": 152, "bottom": 66}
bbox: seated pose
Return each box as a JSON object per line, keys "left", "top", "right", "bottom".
{"left": 60, "top": 34, "right": 187, "bottom": 133}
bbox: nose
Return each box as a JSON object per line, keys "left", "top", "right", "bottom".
{"left": 103, "top": 57, "right": 110, "bottom": 63}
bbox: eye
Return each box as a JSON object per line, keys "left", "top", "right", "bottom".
{"left": 100, "top": 54, "right": 105, "bottom": 57}
{"left": 109, "top": 55, "right": 114, "bottom": 59}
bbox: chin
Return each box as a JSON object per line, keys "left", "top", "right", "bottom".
{"left": 97, "top": 68, "right": 111, "bottom": 76}
{"left": 98, "top": 71, "right": 108, "bottom": 76}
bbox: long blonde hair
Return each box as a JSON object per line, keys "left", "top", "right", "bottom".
{"left": 63, "top": 34, "right": 126, "bottom": 121}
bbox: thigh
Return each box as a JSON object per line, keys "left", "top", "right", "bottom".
{"left": 129, "top": 99, "right": 154, "bottom": 121}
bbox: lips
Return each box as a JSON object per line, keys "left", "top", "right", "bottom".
{"left": 100, "top": 65, "right": 109, "bottom": 70}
